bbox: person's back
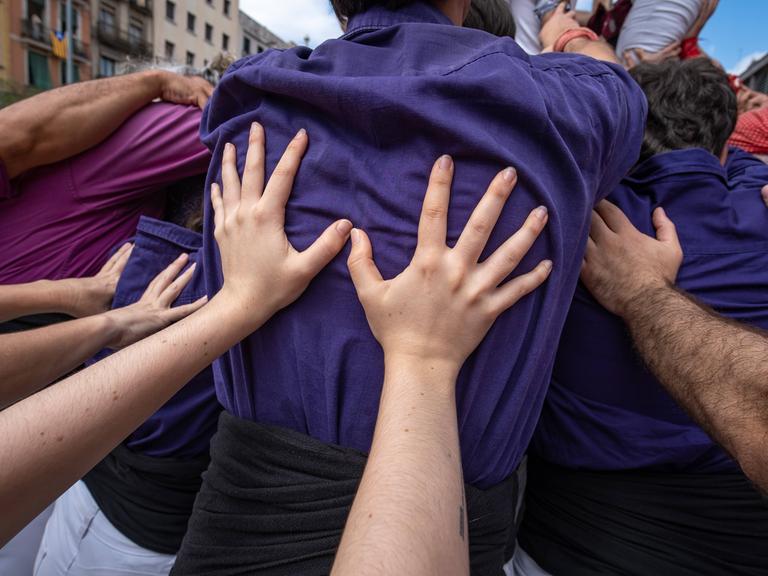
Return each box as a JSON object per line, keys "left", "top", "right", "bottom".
{"left": 518, "top": 59, "right": 768, "bottom": 576}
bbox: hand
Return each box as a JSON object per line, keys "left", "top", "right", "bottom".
{"left": 685, "top": 0, "right": 718, "bottom": 39}
{"left": 623, "top": 42, "right": 681, "bottom": 68}
{"left": 211, "top": 123, "right": 352, "bottom": 328}
{"left": 540, "top": 2, "right": 579, "bottom": 51}
{"left": 347, "top": 156, "right": 552, "bottom": 370}
{"left": 761, "top": 185, "right": 768, "bottom": 209}
{"left": 104, "top": 253, "right": 207, "bottom": 349}
{"left": 581, "top": 200, "right": 683, "bottom": 317}
{"left": 59, "top": 243, "right": 133, "bottom": 318}
{"left": 156, "top": 71, "right": 214, "bottom": 109}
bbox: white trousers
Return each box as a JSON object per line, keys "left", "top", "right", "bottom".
{"left": 34, "top": 481, "right": 176, "bottom": 576}
{"left": 505, "top": 545, "right": 553, "bottom": 576}
{"left": 0, "top": 506, "right": 53, "bottom": 575}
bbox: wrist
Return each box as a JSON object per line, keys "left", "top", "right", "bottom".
{"left": 208, "top": 286, "right": 274, "bottom": 338}
{"left": 555, "top": 27, "right": 598, "bottom": 53}
{"left": 139, "top": 69, "right": 166, "bottom": 98}
{"left": 384, "top": 353, "right": 461, "bottom": 387}
{"left": 619, "top": 277, "right": 675, "bottom": 320}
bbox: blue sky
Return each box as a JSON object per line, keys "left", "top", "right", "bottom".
{"left": 247, "top": 0, "right": 764, "bottom": 74}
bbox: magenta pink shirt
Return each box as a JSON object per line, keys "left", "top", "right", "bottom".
{"left": 0, "top": 102, "right": 210, "bottom": 283}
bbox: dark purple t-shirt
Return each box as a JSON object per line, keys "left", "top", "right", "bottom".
{"left": 200, "top": 2, "right": 647, "bottom": 487}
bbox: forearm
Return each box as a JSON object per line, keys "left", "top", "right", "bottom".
{"left": 0, "top": 314, "right": 120, "bottom": 410}
{"left": 0, "top": 71, "right": 164, "bottom": 177}
{"left": 0, "top": 293, "right": 259, "bottom": 545}
{"left": 333, "top": 357, "right": 468, "bottom": 576}
{"left": 624, "top": 285, "right": 768, "bottom": 490}
{"left": 564, "top": 36, "right": 621, "bottom": 65}
{"left": 0, "top": 280, "right": 79, "bottom": 322}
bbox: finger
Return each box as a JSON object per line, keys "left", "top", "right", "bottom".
{"left": 480, "top": 205, "right": 548, "bottom": 286}
{"left": 489, "top": 260, "right": 553, "bottom": 314}
{"left": 589, "top": 209, "right": 612, "bottom": 243}
{"left": 110, "top": 243, "right": 135, "bottom": 279}
{"left": 158, "top": 262, "right": 198, "bottom": 308}
{"left": 144, "top": 253, "right": 189, "bottom": 297}
{"left": 652, "top": 207, "right": 680, "bottom": 246}
{"left": 162, "top": 296, "right": 208, "bottom": 324}
{"left": 584, "top": 236, "right": 597, "bottom": 262}
{"left": 262, "top": 129, "right": 309, "bottom": 212}
{"left": 101, "top": 242, "right": 133, "bottom": 274}
{"left": 297, "top": 219, "right": 354, "bottom": 281}
{"left": 347, "top": 227, "right": 384, "bottom": 297}
{"left": 221, "top": 142, "right": 241, "bottom": 214}
{"left": 762, "top": 185, "right": 768, "bottom": 209}
{"left": 455, "top": 167, "right": 517, "bottom": 262}
{"left": 240, "top": 122, "right": 266, "bottom": 203}
{"left": 594, "top": 200, "right": 632, "bottom": 233}
{"left": 622, "top": 50, "right": 635, "bottom": 67}
{"left": 197, "top": 92, "right": 209, "bottom": 110}
{"left": 417, "top": 155, "right": 453, "bottom": 251}
{"left": 211, "top": 183, "right": 224, "bottom": 231}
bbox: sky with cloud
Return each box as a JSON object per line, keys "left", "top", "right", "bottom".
{"left": 241, "top": 0, "right": 764, "bottom": 74}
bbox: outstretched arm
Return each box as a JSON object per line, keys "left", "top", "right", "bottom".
{"left": 333, "top": 161, "right": 551, "bottom": 575}
{"left": 581, "top": 200, "right": 768, "bottom": 492}
{"left": 0, "top": 70, "right": 212, "bottom": 178}
{"left": 0, "top": 123, "right": 352, "bottom": 546}
{"left": 540, "top": 3, "right": 620, "bottom": 64}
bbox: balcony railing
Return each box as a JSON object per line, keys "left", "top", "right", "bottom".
{"left": 97, "top": 21, "right": 153, "bottom": 56}
{"left": 20, "top": 18, "right": 89, "bottom": 59}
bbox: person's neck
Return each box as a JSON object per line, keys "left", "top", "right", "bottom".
{"left": 431, "top": 0, "right": 465, "bottom": 25}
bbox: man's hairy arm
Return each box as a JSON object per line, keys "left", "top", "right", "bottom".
{"left": 582, "top": 200, "right": 768, "bottom": 492}
{"left": 0, "top": 70, "right": 212, "bottom": 178}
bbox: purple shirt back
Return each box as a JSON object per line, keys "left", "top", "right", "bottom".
{"left": 200, "top": 2, "right": 646, "bottom": 487}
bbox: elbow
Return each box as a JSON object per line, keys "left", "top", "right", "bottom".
{"left": 737, "top": 444, "right": 768, "bottom": 495}
{"left": 0, "top": 113, "right": 37, "bottom": 178}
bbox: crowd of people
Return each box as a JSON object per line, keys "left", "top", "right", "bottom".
{"left": 1, "top": 0, "right": 767, "bottom": 574}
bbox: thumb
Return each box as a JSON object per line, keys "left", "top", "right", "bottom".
{"left": 652, "top": 207, "right": 680, "bottom": 245}
{"left": 761, "top": 185, "right": 768, "bottom": 209}
{"left": 299, "top": 219, "right": 353, "bottom": 278}
{"left": 347, "top": 228, "right": 383, "bottom": 296}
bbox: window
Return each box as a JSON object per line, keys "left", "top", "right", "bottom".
{"left": 187, "top": 11, "right": 195, "bottom": 33}
{"left": 27, "top": 0, "right": 46, "bottom": 24}
{"left": 186, "top": 51, "right": 195, "bottom": 66}
{"left": 164, "top": 40, "right": 175, "bottom": 61}
{"left": 223, "top": 0, "right": 231, "bottom": 16}
{"left": 99, "top": 55, "right": 116, "bottom": 77}
{"left": 129, "top": 22, "right": 143, "bottom": 46}
{"left": 99, "top": 7, "right": 115, "bottom": 29}
{"left": 243, "top": 37, "right": 250, "bottom": 56}
{"left": 28, "top": 51, "right": 52, "bottom": 89}
{"left": 165, "top": 0, "right": 175, "bottom": 22}
{"left": 204, "top": 23, "right": 213, "bottom": 43}
{"left": 60, "top": 61, "right": 80, "bottom": 84}
{"left": 257, "top": 46, "right": 264, "bottom": 54}
{"left": 222, "top": 33, "right": 229, "bottom": 51}
{"left": 58, "top": 4, "right": 80, "bottom": 38}
{"left": 206, "top": 0, "right": 213, "bottom": 5}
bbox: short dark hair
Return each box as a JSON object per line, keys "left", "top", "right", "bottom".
{"left": 630, "top": 58, "right": 737, "bottom": 160}
{"left": 330, "top": 0, "right": 415, "bottom": 22}
{"left": 463, "top": 0, "right": 515, "bottom": 38}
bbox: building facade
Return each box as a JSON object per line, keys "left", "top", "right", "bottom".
{"left": 238, "top": 9, "right": 291, "bottom": 58}
{"left": 153, "top": 0, "right": 239, "bottom": 69}
{"left": 4, "top": 0, "right": 92, "bottom": 93}
{"left": 741, "top": 53, "right": 768, "bottom": 95}
{"left": 91, "top": 0, "right": 154, "bottom": 77}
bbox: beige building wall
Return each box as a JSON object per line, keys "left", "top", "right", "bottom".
{"left": 154, "top": 0, "right": 238, "bottom": 69}
{"left": 0, "top": 0, "right": 11, "bottom": 81}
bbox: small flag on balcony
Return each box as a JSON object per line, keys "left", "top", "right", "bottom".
{"left": 51, "top": 31, "right": 67, "bottom": 59}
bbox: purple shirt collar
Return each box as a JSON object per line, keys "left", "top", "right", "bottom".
{"left": 345, "top": 1, "right": 452, "bottom": 37}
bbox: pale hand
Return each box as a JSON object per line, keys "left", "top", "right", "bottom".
{"left": 212, "top": 123, "right": 352, "bottom": 328}
{"left": 539, "top": 2, "right": 579, "bottom": 51}
{"left": 581, "top": 200, "right": 683, "bottom": 318}
{"left": 348, "top": 155, "right": 552, "bottom": 370}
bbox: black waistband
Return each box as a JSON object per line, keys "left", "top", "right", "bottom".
{"left": 171, "top": 411, "right": 519, "bottom": 576}
{"left": 83, "top": 444, "right": 210, "bottom": 554}
{"left": 519, "top": 456, "right": 768, "bottom": 576}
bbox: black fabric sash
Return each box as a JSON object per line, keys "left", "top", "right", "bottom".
{"left": 519, "top": 456, "right": 768, "bottom": 576}
{"left": 171, "top": 411, "right": 519, "bottom": 576}
{"left": 83, "top": 444, "right": 210, "bottom": 554}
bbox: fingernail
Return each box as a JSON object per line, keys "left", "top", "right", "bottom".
{"left": 351, "top": 229, "right": 360, "bottom": 245}
{"left": 543, "top": 260, "right": 553, "bottom": 271}
{"left": 336, "top": 219, "right": 353, "bottom": 236}
{"left": 250, "top": 122, "right": 260, "bottom": 134}
{"left": 225, "top": 142, "right": 233, "bottom": 152}
{"left": 296, "top": 128, "right": 307, "bottom": 138}
{"left": 178, "top": 253, "right": 189, "bottom": 262}
{"left": 503, "top": 167, "right": 516, "bottom": 182}
{"left": 438, "top": 155, "right": 453, "bottom": 171}
{"left": 534, "top": 205, "right": 548, "bottom": 219}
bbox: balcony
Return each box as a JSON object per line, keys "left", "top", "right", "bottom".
{"left": 97, "top": 21, "right": 153, "bottom": 57}
{"left": 20, "top": 19, "right": 89, "bottom": 59}
{"left": 129, "top": 0, "right": 153, "bottom": 16}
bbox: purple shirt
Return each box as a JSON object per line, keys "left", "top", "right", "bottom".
{"left": 532, "top": 148, "right": 768, "bottom": 473}
{"left": 88, "top": 217, "right": 219, "bottom": 458}
{"left": 200, "top": 2, "right": 646, "bottom": 487}
{"left": 0, "top": 103, "right": 210, "bottom": 283}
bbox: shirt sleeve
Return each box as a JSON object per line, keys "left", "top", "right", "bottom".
{"left": 69, "top": 102, "right": 211, "bottom": 204}
{"left": 533, "top": 54, "right": 648, "bottom": 203}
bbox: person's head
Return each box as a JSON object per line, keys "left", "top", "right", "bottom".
{"left": 330, "top": 0, "right": 471, "bottom": 26}
{"left": 630, "top": 58, "right": 737, "bottom": 162}
{"left": 463, "top": 0, "right": 515, "bottom": 38}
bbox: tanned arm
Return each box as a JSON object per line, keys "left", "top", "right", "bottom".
{"left": 334, "top": 159, "right": 552, "bottom": 575}
{"left": 0, "top": 254, "right": 206, "bottom": 410}
{"left": 582, "top": 200, "right": 768, "bottom": 492}
{"left": 0, "top": 70, "right": 212, "bottom": 178}
{"left": 0, "top": 124, "right": 352, "bottom": 545}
